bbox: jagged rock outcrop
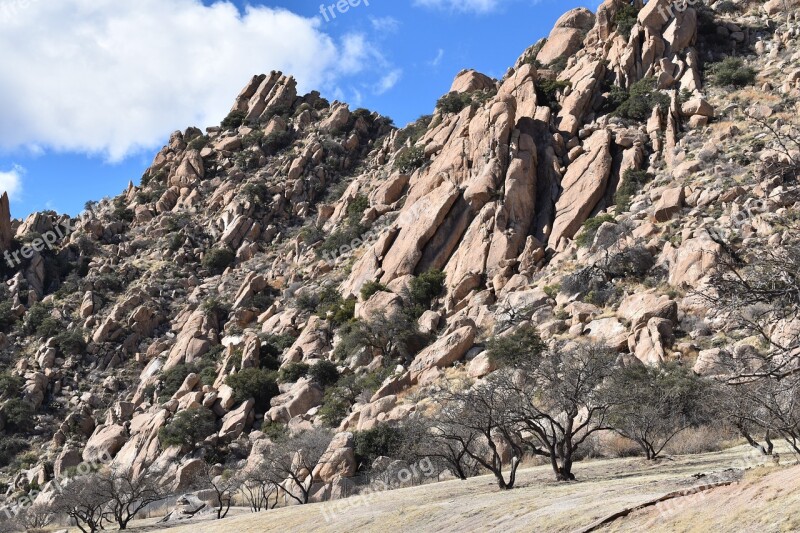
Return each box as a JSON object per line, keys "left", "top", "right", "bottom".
{"left": 0, "top": 0, "right": 793, "bottom": 517}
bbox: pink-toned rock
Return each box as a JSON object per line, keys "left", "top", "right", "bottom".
{"left": 618, "top": 292, "right": 678, "bottom": 331}
{"left": 356, "top": 291, "right": 403, "bottom": 321}
{"left": 629, "top": 317, "right": 674, "bottom": 366}
{"left": 584, "top": 318, "right": 629, "bottom": 351}
{"left": 0, "top": 192, "right": 11, "bottom": 252}
{"left": 663, "top": 7, "right": 697, "bottom": 52}
{"left": 638, "top": 0, "right": 672, "bottom": 31}
{"left": 357, "top": 396, "right": 398, "bottom": 432}
{"left": 174, "top": 458, "right": 206, "bottom": 491}
{"left": 467, "top": 352, "right": 496, "bottom": 378}
{"left": 550, "top": 130, "right": 613, "bottom": 245}
{"left": 681, "top": 97, "right": 714, "bottom": 118}
{"left": 220, "top": 399, "right": 254, "bottom": 440}
{"left": 83, "top": 424, "right": 127, "bottom": 462}
{"left": 450, "top": 69, "right": 495, "bottom": 93}
{"left": 693, "top": 348, "right": 731, "bottom": 376}
{"left": 409, "top": 325, "right": 476, "bottom": 381}
{"left": 662, "top": 233, "right": 722, "bottom": 286}
{"left": 652, "top": 187, "right": 685, "bottom": 222}
{"left": 314, "top": 432, "right": 357, "bottom": 482}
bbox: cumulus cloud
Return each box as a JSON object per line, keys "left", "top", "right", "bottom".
{"left": 0, "top": 165, "right": 23, "bottom": 200}
{"left": 375, "top": 69, "right": 403, "bottom": 95}
{"left": 0, "top": 0, "right": 384, "bottom": 161}
{"left": 413, "top": 0, "right": 504, "bottom": 13}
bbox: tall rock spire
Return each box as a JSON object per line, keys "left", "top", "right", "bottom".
{"left": 0, "top": 192, "right": 11, "bottom": 252}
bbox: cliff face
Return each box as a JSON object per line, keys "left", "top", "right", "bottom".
{"left": 0, "top": 0, "right": 798, "bottom": 511}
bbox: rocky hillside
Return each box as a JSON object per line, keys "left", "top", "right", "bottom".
{"left": 1, "top": 0, "right": 799, "bottom": 527}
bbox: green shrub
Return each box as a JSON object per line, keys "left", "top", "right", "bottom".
{"left": 202, "top": 247, "right": 235, "bottom": 275}
{"left": 360, "top": 280, "right": 389, "bottom": 301}
{"left": 407, "top": 269, "right": 446, "bottom": 318}
{"left": 221, "top": 110, "right": 247, "bottom": 130}
{"left": 487, "top": 324, "right": 547, "bottom": 367}
{"left": 278, "top": 362, "right": 310, "bottom": 384}
{"left": 318, "top": 224, "right": 368, "bottom": 260}
{"left": 318, "top": 391, "right": 351, "bottom": 428}
{"left": 614, "top": 4, "right": 639, "bottom": 40}
{"left": 0, "top": 301, "right": 17, "bottom": 333}
{"left": 53, "top": 329, "right": 87, "bottom": 355}
{"left": 3, "top": 399, "right": 35, "bottom": 433}
{"left": 262, "top": 334, "right": 297, "bottom": 360}
{"left": 23, "top": 303, "right": 52, "bottom": 335}
{"left": 548, "top": 56, "right": 569, "bottom": 73}
{"left": 160, "top": 365, "right": 194, "bottom": 399}
{"left": 395, "top": 115, "right": 433, "bottom": 148}
{"left": 159, "top": 360, "right": 217, "bottom": 399}
{"left": 615, "top": 168, "right": 654, "bottom": 214}
{"left": 575, "top": 214, "right": 617, "bottom": 248}
{"left": 436, "top": 92, "right": 474, "bottom": 114}
{"left": 261, "top": 421, "right": 289, "bottom": 442}
{"left": 225, "top": 368, "right": 280, "bottom": 412}
{"left": 0, "top": 437, "right": 29, "bottom": 468}
{"left": 394, "top": 146, "right": 426, "bottom": 174}
{"left": 346, "top": 195, "right": 370, "bottom": 226}
{"left": 113, "top": 206, "right": 135, "bottom": 223}
{"left": 707, "top": 58, "right": 756, "bottom": 88}
{"left": 353, "top": 425, "right": 409, "bottom": 468}
{"left": 0, "top": 373, "right": 23, "bottom": 399}
{"left": 309, "top": 360, "right": 340, "bottom": 388}
{"left": 536, "top": 79, "right": 571, "bottom": 110}
{"left": 612, "top": 77, "right": 670, "bottom": 121}
{"left": 263, "top": 130, "right": 294, "bottom": 154}
{"left": 158, "top": 408, "right": 217, "bottom": 449}
{"left": 187, "top": 135, "right": 209, "bottom": 150}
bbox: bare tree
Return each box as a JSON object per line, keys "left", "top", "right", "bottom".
{"left": 94, "top": 467, "right": 167, "bottom": 530}
{"left": 16, "top": 503, "right": 55, "bottom": 531}
{"left": 607, "top": 363, "right": 711, "bottom": 460}
{"left": 403, "top": 416, "right": 481, "bottom": 481}
{"left": 263, "top": 429, "right": 333, "bottom": 505}
{"left": 705, "top": 246, "right": 800, "bottom": 376}
{"left": 711, "top": 379, "right": 775, "bottom": 455}
{"left": 238, "top": 463, "right": 279, "bottom": 513}
{"left": 434, "top": 379, "right": 524, "bottom": 490}
{"left": 51, "top": 474, "right": 110, "bottom": 533}
{"left": 499, "top": 342, "right": 618, "bottom": 481}
{"left": 702, "top": 224, "right": 800, "bottom": 454}
{"left": 190, "top": 463, "right": 242, "bottom": 520}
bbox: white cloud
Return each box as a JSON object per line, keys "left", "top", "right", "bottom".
{"left": 429, "top": 49, "right": 445, "bottom": 67}
{"left": 0, "top": 0, "right": 381, "bottom": 161}
{"left": 374, "top": 69, "right": 403, "bottom": 95}
{"left": 370, "top": 16, "right": 401, "bottom": 33}
{"left": 413, "top": 0, "right": 504, "bottom": 13}
{"left": 0, "top": 164, "right": 23, "bottom": 200}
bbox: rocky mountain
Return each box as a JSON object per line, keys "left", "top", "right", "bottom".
{"left": 1, "top": 0, "right": 800, "bottom": 528}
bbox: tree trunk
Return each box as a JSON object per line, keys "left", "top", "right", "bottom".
{"left": 738, "top": 425, "right": 770, "bottom": 455}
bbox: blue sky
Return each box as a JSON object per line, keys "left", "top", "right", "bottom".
{"left": 0, "top": 0, "right": 593, "bottom": 219}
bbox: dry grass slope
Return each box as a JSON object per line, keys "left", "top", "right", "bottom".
{"left": 142, "top": 445, "right": 800, "bottom": 533}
